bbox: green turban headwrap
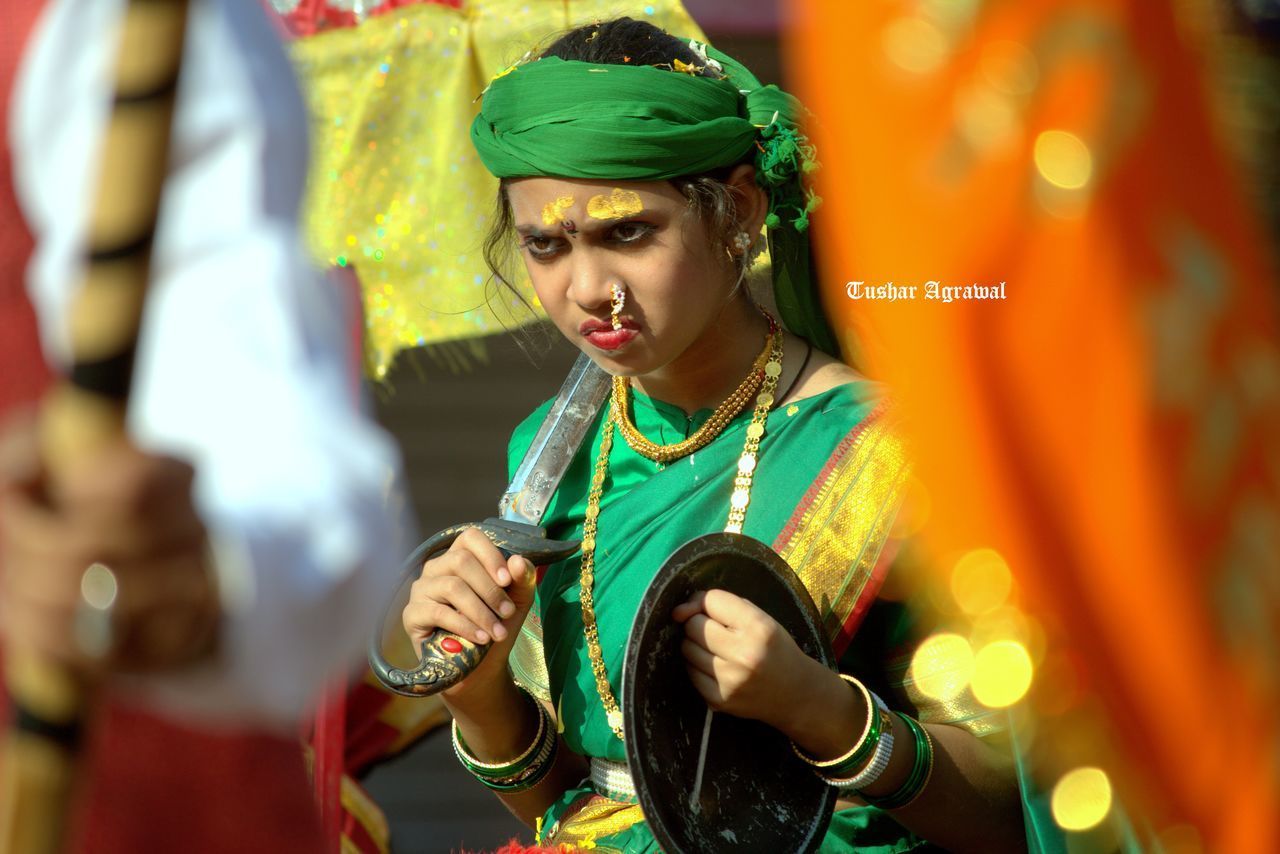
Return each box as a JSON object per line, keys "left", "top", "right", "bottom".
{"left": 469, "top": 41, "right": 837, "bottom": 355}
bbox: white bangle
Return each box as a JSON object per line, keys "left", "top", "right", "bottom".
{"left": 827, "top": 697, "right": 894, "bottom": 791}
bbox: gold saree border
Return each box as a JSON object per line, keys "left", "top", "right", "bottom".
{"left": 510, "top": 610, "right": 554, "bottom": 705}
{"left": 772, "top": 405, "right": 912, "bottom": 653}
{"left": 541, "top": 794, "right": 644, "bottom": 851}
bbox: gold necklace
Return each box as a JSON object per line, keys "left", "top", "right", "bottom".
{"left": 612, "top": 318, "right": 779, "bottom": 464}
{"left": 580, "top": 318, "right": 785, "bottom": 741}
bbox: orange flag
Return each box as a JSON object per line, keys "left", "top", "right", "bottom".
{"left": 790, "top": 1, "right": 1280, "bottom": 849}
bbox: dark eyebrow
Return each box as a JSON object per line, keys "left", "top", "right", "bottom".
{"left": 514, "top": 218, "right": 645, "bottom": 236}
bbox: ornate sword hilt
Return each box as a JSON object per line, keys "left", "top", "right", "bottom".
{"left": 368, "top": 517, "right": 580, "bottom": 697}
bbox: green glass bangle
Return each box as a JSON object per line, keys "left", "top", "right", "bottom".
{"left": 452, "top": 688, "right": 548, "bottom": 779}
{"left": 861, "top": 712, "right": 934, "bottom": 810}
{"left": 475, "top": 737, "right": 559, "bottom": 793}
{"left": 456, "top": 720, "right": 555, "bottom": 790}
{"left": 823, "top": 694, "right": 885, "bottom": 778}
{"left": 791, "top": 675, "right": 881, "bottom": 772}
{"left": 889, "top": 714, "right": 932, "bottom": 807}
{"left": 899, "top": 719, "right": 936, "bottom": 809}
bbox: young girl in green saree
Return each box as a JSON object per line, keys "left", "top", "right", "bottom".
{"left": 402, "top": 18, "right": 1028, "bottom": 853}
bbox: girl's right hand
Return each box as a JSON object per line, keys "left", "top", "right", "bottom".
{"left": 401, "top": 527, "right": 537, "bottom": 696}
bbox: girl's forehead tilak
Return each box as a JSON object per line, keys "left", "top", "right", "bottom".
{"left": 538, "top": 188, "right": 646, "bottom": 227}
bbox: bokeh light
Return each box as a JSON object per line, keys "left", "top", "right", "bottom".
{"left": 971, "top": 640, "right": 1034, "bottom": 707}
{"left": 882, "top": 17, "right": 949, "bottom": 75}
{"left": 909, "top": 633, "right": 974, "bottom": 701}
{"left": 1034, "top": 129, "right": 1093, "bottom": 190}
{"left": 972, "top": 608, "right": 1047, "bottom": 670}
{"left": 1051, "top": 767, "right": 1113, "bottom": 831}
{"left": 956, "top": 84, "right": 1020, "bottom": 152}
{"left": 80, "top": 563, "right": 119, "bottom": 611}
{"left": 950, "top": 548, "right": 1012, "bottom": 615}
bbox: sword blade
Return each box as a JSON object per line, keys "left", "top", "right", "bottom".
{"left": 499, "top": 353, "right": 610, "bottom": 526}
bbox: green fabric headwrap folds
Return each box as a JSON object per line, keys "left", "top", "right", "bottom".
{"left": 470, "top": 43, "right": 838, "bottom": 355}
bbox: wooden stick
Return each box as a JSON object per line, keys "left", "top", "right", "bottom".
{"left": 0, "top": 2, "right": 190, "bottom": 851}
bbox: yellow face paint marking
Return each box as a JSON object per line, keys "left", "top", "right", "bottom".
{"left": 587, "top": 188, "right": 644, "bottom": 221}
{"left": 541, "top": 195, "right": 575, "bottom": 226}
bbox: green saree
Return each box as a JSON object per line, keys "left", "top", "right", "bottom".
{"left": 502, "top": 377, "right": 997, "bottom": 852}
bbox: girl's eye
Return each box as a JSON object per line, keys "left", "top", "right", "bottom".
{"left": 520, "top": 235, "right": 563, "bottom": 259}
{"left": 611, "top": 222, "right": 656, "bottom": 244}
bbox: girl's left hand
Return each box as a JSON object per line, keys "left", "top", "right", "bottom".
{"left": 672, "top": 588, "right": 813, "bottom": 731}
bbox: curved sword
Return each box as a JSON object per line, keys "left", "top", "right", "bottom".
{"left": 369, "top": 352, "right": 611, "bottom": 696}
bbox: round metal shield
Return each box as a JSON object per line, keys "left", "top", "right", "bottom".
{"left": 623, "top": 532, "right": 838, "bottom": 854}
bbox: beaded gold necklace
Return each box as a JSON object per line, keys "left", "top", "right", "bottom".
{"left": 612, "top": 319, "right": 777, "bottom": 463}
{"left": 580, "top": 316, "right": 785, "bottom": 740}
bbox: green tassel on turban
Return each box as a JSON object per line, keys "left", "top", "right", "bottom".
{"left": 469, "top": 41, "right": 838, "bottom": 356}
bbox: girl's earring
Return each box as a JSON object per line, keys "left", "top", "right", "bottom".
{"left": 609, "top": 283, "right": 627, "bottom": 330}
{"left": 733, "top": 231, "right": 753, "bottom": 254}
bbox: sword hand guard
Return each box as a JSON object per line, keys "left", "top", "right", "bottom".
{"left": 369, "top": 518, "right": 579, "bottom": 697}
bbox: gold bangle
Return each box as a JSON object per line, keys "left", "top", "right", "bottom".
{"left": 791, "top": 674, "right": 875, "bottom": 768}
{"left": 450, "top": 688, "right": 546, "bottom": 772}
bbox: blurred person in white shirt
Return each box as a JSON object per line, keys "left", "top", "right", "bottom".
{"left": 0, "top": 0, "right": 411, "bottom": 848}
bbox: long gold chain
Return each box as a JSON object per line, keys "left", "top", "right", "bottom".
{"left": 579, "top": 415, "right": 623, "bottom": 736}
{"left": 612, "top": 319, "right": 778, "bottom": 464}
{"left": 580, "top": 318, "right": 785, "bottom": 741}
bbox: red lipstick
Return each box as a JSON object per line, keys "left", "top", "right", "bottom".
{"left": 580, "top": 317, "right": 639, "bottom": 352}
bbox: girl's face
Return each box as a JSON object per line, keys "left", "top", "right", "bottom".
{"left": 505, "top": 177, "right": 737, "bottom": 378}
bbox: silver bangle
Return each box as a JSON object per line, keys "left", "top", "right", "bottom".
{"left": 826, "top": 696, "right": 894, "bottom": 791}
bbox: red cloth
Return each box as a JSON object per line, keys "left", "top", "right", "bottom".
{"left": 0, "top": 0, "right": 49, "bottom": 414}
{"left": 0, "top": 4, "right": 325, "bottom": 851}
{"left": 65, "top": 704, "right": 325, "bottom": 854}
{"left": 273, "top": 0, "right": 462, "bottom": 38}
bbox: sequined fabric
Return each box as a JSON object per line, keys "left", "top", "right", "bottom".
{"left": 774, "top": 405, "right": 912, "bottom": 651}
